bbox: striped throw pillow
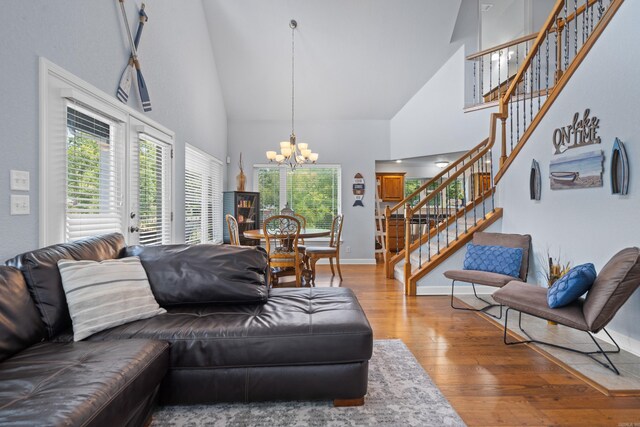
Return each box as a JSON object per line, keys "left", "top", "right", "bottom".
{"left": 57, "top": 257, "right": 166, "bottom": 341}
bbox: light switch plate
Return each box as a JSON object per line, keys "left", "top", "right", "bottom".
{"left": 10, "top": 195, "right": 30, "bottom": 215}
{"left": 10, "top": 170, "right": 30, "bottom": 191}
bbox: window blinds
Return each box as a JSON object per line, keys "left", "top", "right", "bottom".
{"left": 185, "top": 145, "right": 223, "bottom": 244}
{"left": 65, "top": 104, "right": 124, "bottom": 241}
{"left": 255, "top": 166, "right": 341, "bottom": 229}
{"left": 135, "top": 134, "right": 172, "bottom": 246}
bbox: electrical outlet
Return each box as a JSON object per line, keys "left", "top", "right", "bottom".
{"left": 10, "top": 170, "right": 30, "bottom": 191}
{"left": 10, "top": 195, "right": 30, "bottom": 215}
{"left": 345, "top": 246, "right": 351, "bottom": 253}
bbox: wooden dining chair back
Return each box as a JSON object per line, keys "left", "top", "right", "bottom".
{"left": 305, "top": 214, "right": 344, "bottom": 285}
{"left": 263, "top": 215, "right": 302, "bottom": 287}
{"left": 226, "top": 214, "right": 240, "bottom": 246}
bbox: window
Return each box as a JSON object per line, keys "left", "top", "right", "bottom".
{"left": 405, "top": 177, "right": 465, "bottom": 208}
{"left": 41, "top": 59, "right": 175, "bottom": 246}
{"left": 185, "top": 145, "right": 223, "bottom": 244}
{"left": 65, "top": 104, "right": 124, "bottom": 241}
{"left": 254, "top": 165, "right": 341, "bottom": 229}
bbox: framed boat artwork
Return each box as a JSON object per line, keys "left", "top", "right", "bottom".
{"left": 530, "top": 159, "right": 541, "bottom": 200}
{"left": 610, "top": 138, "right": 629, "bottom": 195}
{"left": 549, "top": 150, "right": 604, "bottom": 190}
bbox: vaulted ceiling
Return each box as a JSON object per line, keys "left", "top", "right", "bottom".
{"left": 203, "top": 0, "right": 469, "bottom": 121}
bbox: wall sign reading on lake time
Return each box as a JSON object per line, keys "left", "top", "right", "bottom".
{"left": 552, "top": 109, "right": 601, "bottom": 154}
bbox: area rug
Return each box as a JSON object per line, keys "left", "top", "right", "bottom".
{"left": 151, "top": 340, "right": 465, "bottom": 426}
{"left": 456, "top": 294, "right": 640, "bottom": 395}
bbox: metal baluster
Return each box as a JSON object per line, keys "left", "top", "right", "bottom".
{"left": 462, "top": 159, "right": 468, "bottom": 234}
{"left": 565, "top": 1, "right": 569, "bottom": 70}
{"left": 497, "top": 49, "right": 501, "bottom": 99}
{"left": 480, "top": 57, "right": 484, "bottom": 103}
{"left": 581, "top": 0, "right": 589, "bottom": 47}
{"left": 523, "top": 42, "right": 528, "bottom": 132}
{"left": 489, "top": 52, "right": 493, "bottom": 100}
{"left": 530, "top": 52, "right": 534, "bottom": 124}
{"left": 516, "top": 44, "right": 520, "bottom": 146}
{"left": 454, "top": 175, "right": 459, "bottom": 241}
{"left": 473, "top": 61, "right": 477, "bottom": 105}
{"left": 418, "top": 202, "right": 422, "bottom": 268}
{"left": 489, "top": 149, "right": 495, "bottom": 212}
{"left": 445, "top": 171, "right": 450, "bottom": 247}
{"left": 598, "top": 0, "right": 603, "bottom": 20}
{"left": 537, "top": 50, "right": 541, "bottom": 112}
{"left": 591, "top": 1, "right": 594, "bottom": 32}
{"left": 574, "top": 0, "right": 578, "bottom": 57}
{"left": 471, "top": 162, "right": 477, "bottom": 227}
{"left": 436, "top": 180, "right": 440, "bottom": 255}
{"left": 427, "top": 189, "right": 431, "bottom": 262}
{"left": 546, "top": 32, "right": 550, "bottom": 93}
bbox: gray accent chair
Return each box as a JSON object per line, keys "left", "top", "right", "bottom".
{"left": 445, "top": 232, "right": 532, "bottom": 319}
{"left": 493, "top": 247, "right": 640, "bottom": 375}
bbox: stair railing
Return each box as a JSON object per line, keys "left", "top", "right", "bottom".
{"left": 386, "top": 0, "right": 624, "bottom": 291}
{"left": 384, "top": 137, "right": 489, "bottom": 277}
{"left": 494, "top": 0, "right": 622, "bottom": 179}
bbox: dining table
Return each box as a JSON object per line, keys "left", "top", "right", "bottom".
{"left": 243, "top": 227, "right": 331, "bottom": 286}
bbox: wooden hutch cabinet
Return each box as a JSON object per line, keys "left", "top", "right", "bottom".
{"left": 376, "top": 172, "right": 406, "bottom": 202}
{"left": 223, "top": 191, "right": 261, "bottom": 245}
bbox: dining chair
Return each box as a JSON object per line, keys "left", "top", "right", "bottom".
{"left": 292, "top": 212, "right": 308, "bottom": 263}
{"left": 305, "top": 214, "right": 344, "bottom": 285}
{"left": 225, "top": 214, "right": 241, "bottom": 246}
{"left": 263, "top": 215, "right": 302, "bottom": 287}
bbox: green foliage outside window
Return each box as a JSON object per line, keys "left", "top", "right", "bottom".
{"left": 66, "top": 133, "right": 102, "bottom": 211}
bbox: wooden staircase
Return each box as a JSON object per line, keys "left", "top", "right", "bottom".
{"left": 385, "top": 0, "right": 625, "bottom": 295}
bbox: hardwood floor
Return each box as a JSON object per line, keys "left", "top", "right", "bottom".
{"left": 312, "top": 264, "right": 640, "bottom": 426}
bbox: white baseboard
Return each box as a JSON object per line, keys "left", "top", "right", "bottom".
{"left": 314, "top": 258, "right": 376, "bottom": 265}
{"left": 594, "top": 328, "right": 640, "bottom": 358}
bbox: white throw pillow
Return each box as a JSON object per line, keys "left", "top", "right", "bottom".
{"left": 58, "top": 257, "right": 166, "bottom": 341}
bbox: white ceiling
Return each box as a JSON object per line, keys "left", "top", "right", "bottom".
{"left": 203, "top": 0, "right": 466, "bottom": 121}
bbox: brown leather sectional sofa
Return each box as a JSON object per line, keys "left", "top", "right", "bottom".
{"left": 0, "top": 233, "right": 373, "bottom": 426}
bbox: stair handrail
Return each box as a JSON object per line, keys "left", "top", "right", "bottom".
{"left": 495, "top": 0, "right": 623, "bottom": 181}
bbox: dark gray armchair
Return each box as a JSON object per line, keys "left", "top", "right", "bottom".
{"left": 445, "top": 232, "right": 532, "bottom": 318}
{"left": 493, "top": 247, "right": 640, "bottom": 374}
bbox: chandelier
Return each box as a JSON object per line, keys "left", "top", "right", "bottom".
{"left": 266, "top": 19, "right": 318, "bottom": 169}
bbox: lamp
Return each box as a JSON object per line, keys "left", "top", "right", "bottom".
{"left": 266, "top": 19, "right": 318, "bottom": 169}
{"left": 435, "top": 161, "right": 449, "bottom": 168}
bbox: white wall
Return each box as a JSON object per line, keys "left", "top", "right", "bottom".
{"left": 498, "top": 0, "right": 640, "bottom": 348}
{"left": 0, "top": 0, "right": 227, "bottom": 260}
{"left": 227, "top": 120, "right": 390, "bottom": 262}
{"left": 390, "top": 45, "right": 496, "bottom": 160}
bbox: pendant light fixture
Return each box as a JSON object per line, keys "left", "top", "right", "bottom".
{"left": 266, "top": 19, "right": 318, "bottom": 169}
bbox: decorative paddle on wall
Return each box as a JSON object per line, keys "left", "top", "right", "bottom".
{"left": 610, "top": 138, "right": 629, "bottom": 195}
{"left": 353, "top": 173, "right": 365, "bottom": 207}
{"left": 530, "top": 159, "right": 541, "bottom": 201}
{"left": 117, "top": 0, "right": 152, "bottom": 112}
{"left": 117, "top": 2, "right": 147, "bottom": 104}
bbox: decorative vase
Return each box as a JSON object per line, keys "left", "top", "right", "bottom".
{"left": 236, "top": 170, "right": 246, "bottom": 191}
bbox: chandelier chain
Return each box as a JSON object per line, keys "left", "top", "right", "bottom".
{"left": 291, "top": 21, "right": 295, "bottom": 135}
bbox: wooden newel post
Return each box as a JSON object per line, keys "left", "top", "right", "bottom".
{"left": 384, "top": 205, "right": 392, "bottom": 277}
{"left": 403, "top": 204, "right": 413, "bottom": 296}
{"left": 500, "top": 117, "right": 508, "bottom": 167}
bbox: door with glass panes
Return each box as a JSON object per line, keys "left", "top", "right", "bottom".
{"left": 127, "top": 119, "right": 173, "bottom": 245}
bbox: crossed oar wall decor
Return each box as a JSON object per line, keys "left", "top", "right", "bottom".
{"left": 117, "top": 0, "right": 152, "bottom": 112}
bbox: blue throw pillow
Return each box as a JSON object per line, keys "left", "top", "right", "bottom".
{"left": 462, "top": 243, "right": 524, "bottom": 278}
{"left": 547, "top": 263, "right": 597, "bottom": 308}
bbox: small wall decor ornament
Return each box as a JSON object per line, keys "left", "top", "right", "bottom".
{"left": 610, "top": 138, "right": 629, "bottom": 195}
{"left": 530, "top": 159, "right": 541, "bottom": 200}
{"left": 352, "top": 173, "right": 365, "bottom": 207}
{"left": 236, "top": 153, "right": 246, "bottom": 191}
{"left": 552, "top": 109, "right": 601, "bottom": 155}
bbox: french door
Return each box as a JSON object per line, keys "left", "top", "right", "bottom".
{"left": 128, "top": 119, "right": 173, "bottom": 245}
